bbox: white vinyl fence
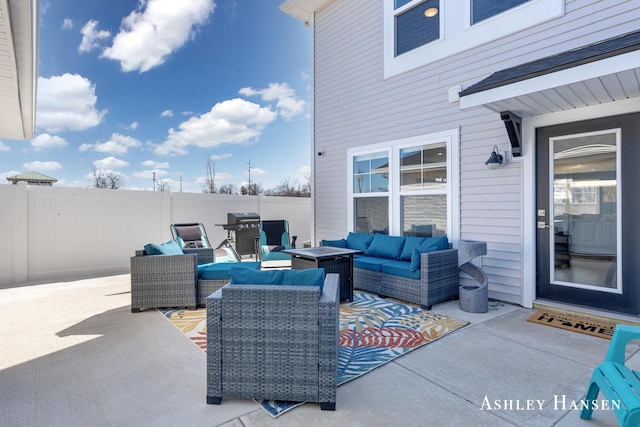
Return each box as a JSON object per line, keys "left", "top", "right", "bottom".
{"left": 0, "top": 183, "right": 311, "bottom": 288}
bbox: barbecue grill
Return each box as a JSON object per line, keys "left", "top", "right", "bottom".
{"left": 217, "top": 212, "right": 260, "bottom": 257}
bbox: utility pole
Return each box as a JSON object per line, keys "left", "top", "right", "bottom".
{"left": 153, "top": 172, "right": 156, "bottom": 191}
{"left": 246, "top": 159, "right": 254, "bottom": 195}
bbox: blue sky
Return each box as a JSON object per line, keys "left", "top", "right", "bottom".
{"left": 0, "top": 0, "right": 311, "bottom": 192}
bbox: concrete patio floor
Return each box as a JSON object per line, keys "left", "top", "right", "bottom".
{"left": 2, "top": 274, "right": 638, "bottom": 427}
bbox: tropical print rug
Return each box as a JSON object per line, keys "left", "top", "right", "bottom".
{"left": 160, "top": 291, "right": 468, "bottom": 417}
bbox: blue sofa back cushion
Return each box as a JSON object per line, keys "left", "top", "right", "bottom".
{"left": 199, "top": 262, "right": 261, "bottom": 280}
{"left": 144, "top": 240, "right": 184, "bottom": 256}
{"left": 400, "top": 236, "right": 448, "bottom": 261}
{"left": 229, "top": 267, "right": 325, "bottom": 290}
{"left": 410, "top": 236, "right": 449, "bottom": 271}
{"left": 321, "top": 238, "right": 347, "bottom": 248}
{"left": 365, "top": 234, "right": 405, "bottom": 259}
{"left": 346, "top": 232, "right": 374, "bottom": 251}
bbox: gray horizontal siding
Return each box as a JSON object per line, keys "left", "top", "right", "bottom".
{"left": 312, "top": 0, "right": 640, "bottom": 304}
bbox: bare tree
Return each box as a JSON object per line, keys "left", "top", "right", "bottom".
{"left": 218, "top": 184, "right": 237, "bottom": 194}
{"left": 90, "top": 166, "right": 124, "bottom": 189}
{"left": 264, "top": 178, "right": 311, "bottom": 197}
{"left": 156, "top": 180, "right": 170, "bottom": 192}
{"left": 240, "top": 182, "right": 263, "bottom": 195}
{"left": 203, "top": 158, "right": 217, "bottom": 193}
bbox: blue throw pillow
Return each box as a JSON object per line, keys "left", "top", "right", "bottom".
{"left": 144, "top": 240, "right": 184, "bottom": 256}
{"left": 410, "top": 236, "right": 449, "bottom": 271}
{"left": 365, "top": 234, "right": 405, "bottom": 259}
{"left": 281, "top": 269, "right": 325, "bottom": 289}
{"left": 400, "top": 235, "right": 425, "bottom": 261}
{"left": 321, "top": 238, "right": 347, "bottom": 248}
{"left": 346, "top": 232, "right": 374, "bottom": 251}
{"left": 229, "top": 268, "right": 283, "bottom": 285}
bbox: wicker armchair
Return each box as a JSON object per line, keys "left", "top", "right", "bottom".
{"left": 130, "top": 247, "right": 213, "bottom": 312}
{"left": 206, "top": 273, "right": 340, "bottom": 410}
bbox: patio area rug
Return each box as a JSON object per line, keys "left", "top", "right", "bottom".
{"left": 160, "top": 291, "right": 468, "bottom": 417}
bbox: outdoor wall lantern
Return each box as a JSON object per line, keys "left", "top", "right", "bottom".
{"left": 485, "top": 145, "right": 505, "bottom": 170}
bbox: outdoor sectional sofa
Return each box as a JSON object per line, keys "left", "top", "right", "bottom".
{"left": 130, "top": 240, "right": 260, "bottom": 312}
{"left": 322, "top": 232, "right": 459, "bottom": 310}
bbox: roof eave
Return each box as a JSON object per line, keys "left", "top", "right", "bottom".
{"left": 280, "top": 0, "right": 334, "bottom": 25}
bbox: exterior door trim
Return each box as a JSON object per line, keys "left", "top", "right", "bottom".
{"left": 521, "top": 97, "right": 640, "bottom": 309}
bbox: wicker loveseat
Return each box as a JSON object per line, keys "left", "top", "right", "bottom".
{"left": 206, "top": 269, "right": 339, "bottom": 410}
{"left": 322, "top": 232, "right": 459, "bottom": 310}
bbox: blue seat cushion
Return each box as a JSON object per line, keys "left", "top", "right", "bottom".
{"left": 353, "top": 256, "right": 395, "bottom": 272}
{"left": 346, "top": 232, "right": 374, "bottom": 251}
{"left": 380, "top": 260, "right": 420, "bottom": 280}
{"left": 410, "top": 237, "right": 449, "bottom": 271}
{"left": 261, "top": 245, "right": 293, "bottom": 261}
{"left": 321, "top": 238, "right": 347, "bottom": 248}
{"left": 198, "top": 262, "right": 260, "bottom": 280}
{"left": 365, "top": 234, "right": 405, "bottom": 260}
{"left": 144, "top": 240, "right": 184, "bottom": 255}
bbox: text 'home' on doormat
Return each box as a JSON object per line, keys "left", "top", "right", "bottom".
{"left": 527, "top": 310, "right": 616, "bottom": 340}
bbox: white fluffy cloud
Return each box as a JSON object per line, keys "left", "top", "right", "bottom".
{"left": 142, "top": 160, "right": 170, "bottom": 169}
{"left": 62, "top": 18, "right": 73, "bottom": 30}
{"left": 101, "top": 0, "right": 215, "bottom": 73}
{"left": 31, "top": 134, "right": 68, "bottom": 150}
{"left": 23, "top": 161, "right": 63, "bottom": 171}
{"left": 0, "top": 141, "right": 10, "bottom": 152}
{"left": 155, "top": 98, "right": 277, "bottom": 155}
{"left": 79, "top": 133, "right": 142, "bottom": 155}
{"left": 161, "top": 110, "right": 174, "bottom": 118}
{"left": 239, "top": 83, "right": 305, "bottom": 120}
{"left": 37, "top": 74, "right": 107, "bottom": 132}
{"left": 78, "top": 20, "right": 111, "bottom": 53}
{"left": 93, "top": 156, "right": 130, "bottom": 169}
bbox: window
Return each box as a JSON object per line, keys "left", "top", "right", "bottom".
{"left": 400, "top": 142, "right": 448, "bottom": 236}
{"left": 471, "top": 0, "right": 530, "bottom": 25}
{"left": 395, "top": 0, "right": 440, "bottom": 57}
{"left": 384, "top": 0, "right": 564, "bottom": 77}
{"left": 352, "top": 151, "right": 390, "bottom": 234}
{"left": 353, "top": 152, "right": 389, "bottom": 193}
{"left": 347, "top": 130, "right": 460, "bottom": 241}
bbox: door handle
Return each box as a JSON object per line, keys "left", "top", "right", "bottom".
{"left": 537, "top": 222, "right": 552, "bottom": 229}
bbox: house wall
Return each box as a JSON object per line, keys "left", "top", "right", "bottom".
{"left": 311, "top": 0, "right": 640, "bottom": 305}
{"left": 0, "top": 183, "right": 311, "bottom": 288}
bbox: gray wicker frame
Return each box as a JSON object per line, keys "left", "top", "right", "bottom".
{"left": 130, "top": 247, "right": 213, "bottom": 312}
{"left": 354, "top": 248, "right": 459, "bottom": 310}
{"left": 206, "top": 273, "right": 340, "bottom": 410}
{"left": 197, "top": 278, "right": 226, "bottom": 306}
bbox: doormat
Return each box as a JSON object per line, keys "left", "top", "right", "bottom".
{"left": 527, "top": 310, "right": 617, "bottom": 340}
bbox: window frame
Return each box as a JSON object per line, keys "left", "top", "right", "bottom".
{"left": 384, "top": 0, "right": 564, "bottom": 78}
{"left": 347, "top": 129, "right": 460, "bottom": 242}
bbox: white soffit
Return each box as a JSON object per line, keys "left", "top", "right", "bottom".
{"left": 0, "top": 0, "right": 38, "bottom": 140}
{"left": 459, "top": 30, "right": 640, "bottom": 118}
{"left": 280, "top": 0, "right": 334, "bottom": 25}
{"left": 460, "top": 54, "right": 640, "bottom": 118}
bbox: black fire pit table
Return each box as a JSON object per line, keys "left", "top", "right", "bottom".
{"left": 283, "top": 246, "right": 363, "bottom": 302}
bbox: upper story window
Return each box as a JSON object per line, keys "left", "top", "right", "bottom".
{"left": 471, "top": 0, "right": 531, "bottom": 24}
{"left": 384, "top": 0, "right": 564, "bottom": 77}
{"left": 353, "top": 152, "right": 389, "bottom": 193}
{"left": 395, "top": 0, "right": 440, "bottom": 57}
